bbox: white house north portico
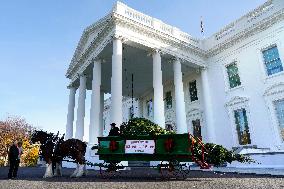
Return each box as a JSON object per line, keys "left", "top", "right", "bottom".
{"left": 65, "top": 1, "right": 208, "bottom": 142}
{"left": 65, "top": 0, "right": 284, "bottom": 168}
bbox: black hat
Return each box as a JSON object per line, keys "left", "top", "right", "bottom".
{"left": 110, "top": 123, "right": 116, "bottom": 126}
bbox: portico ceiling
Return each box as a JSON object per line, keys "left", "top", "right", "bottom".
{"left": 75, "top": 42, "right": 197, "bottom": 98}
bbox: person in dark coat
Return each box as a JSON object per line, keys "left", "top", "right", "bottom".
{"left": 108, "top": 123, "right": 120, "bottom": 136}
{"left": 8, "top": 141, "right": 22, "bottom": 179}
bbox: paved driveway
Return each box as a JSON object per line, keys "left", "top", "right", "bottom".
{"left": 0, "top": 167, "right": 284, "bottom": 189}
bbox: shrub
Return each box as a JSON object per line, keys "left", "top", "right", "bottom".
{"left": 192, "top": 142, "right": 254, "bottom": 166}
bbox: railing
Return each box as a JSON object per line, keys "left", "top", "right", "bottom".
{"left": 188, "top": 133, "right": 210, "bottom": 169}
{"left": 247, "top": 0, "right": 274, "bottom": 23}
{"left": 113, "top": 1, "right": 199, "bottom": 46}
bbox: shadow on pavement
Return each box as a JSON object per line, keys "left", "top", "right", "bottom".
{"left": 0, "top": 167, "right": 282, "bottom": 183}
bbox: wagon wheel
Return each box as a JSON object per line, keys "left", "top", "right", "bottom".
{"left": 99, "top": 161, "right": 122, "bottom": 178}
{"left": 159, "top": 160, "right": 187, "bottom": 180}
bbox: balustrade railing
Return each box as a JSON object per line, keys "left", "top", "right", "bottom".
{"left": 113, "top": 1, "right": 199, "bottom": 46}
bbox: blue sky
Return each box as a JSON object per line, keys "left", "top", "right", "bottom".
{"left": 0, "top": 0, "right": 266, "bottom": 137}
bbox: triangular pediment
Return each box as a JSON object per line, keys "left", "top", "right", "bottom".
{"left": 225, "top": 96, "right": 249, "bottom": 107}
{"left": 68, "top": 15, "right": 111, "bottom": 72}
{"left": 264, "top": 82, "right": 284, "bottom": 96}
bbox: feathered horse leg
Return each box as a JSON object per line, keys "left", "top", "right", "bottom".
{"left": 82, "top": 164, "right": 88, "bottom": 176}
{"left": 43, "top": 162, "right": 54, "bottom": 178}
{"left": 54, "top": 162, "right": 62, "bottom": 176}
{"left": 70, "top": 164, "right": 79, "bottom": 178}
{"left": 75, "top": 164, "right": 85, "bottom": 177}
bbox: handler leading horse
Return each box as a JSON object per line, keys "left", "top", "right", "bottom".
{"left": 31, "top": 130, "right": 87, "bottom": 178}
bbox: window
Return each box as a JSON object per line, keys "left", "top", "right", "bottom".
{"left": 103, "top": 119, "right": 106, "bottom": 130}
{"left": 234, "top": 108, "right": 251, "bottom": 145}
{"left": 165, "top": 91, "right": 172, "bottom": 109}
{"left": 192, "top": 119, "right": 202, "bottom": 140}
{"left": 275, "top": 99, "right": 284, "bottom": 140}
{"left": 166, "top": 124, "right": 173, "bottom": 131}
{"left": 226, "top": 63, "right": 241, "bottom": 88}
{"left": 129, "top": 106, "right": 134, "bottom": 119}
{"left": 262, "top": 46, "right": 283, "bottom": 76}
{"left": 147, "top": 99, "right": 153, "bottom": 117}
{"left": 189, "top": 80, "right": 198, "bottom": 102}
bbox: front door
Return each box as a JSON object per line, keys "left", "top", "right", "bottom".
{"left": 192, "top": 119, "right": 202, "bottom": 140}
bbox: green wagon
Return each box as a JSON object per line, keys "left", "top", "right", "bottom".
{"left": 94, "top": 133, "right": 210, "bottom": 179}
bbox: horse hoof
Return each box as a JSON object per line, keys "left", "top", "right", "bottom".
{"left": 43, "top": 175, "right": 53, "bottom": 178}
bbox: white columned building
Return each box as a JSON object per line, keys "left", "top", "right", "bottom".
{"left": 65, "top": 87, "right": 76, "bottom": 139}
{"left": 111, "top": 37, "right": 123, "bottom": 126}
{"left": 173, "top": 58, "right": 187, "bottom": 134}
{"left": 75, "top": 75, "right": 87, "bottom": 140}
{"left": 65, "top": 0, "right": 284, "bottom": 168}
{"left": 200, "top": 68, "right": 216, "bottom": 143}
{"left": 152, "top": 50, "right": 165, "bottom": 129}
{"left": 89, "top": 59, "right": 102, "bottom": 145}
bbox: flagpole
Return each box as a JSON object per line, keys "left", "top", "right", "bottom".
{"left": 201, "top": 16, "right": 205, "bottom": 39}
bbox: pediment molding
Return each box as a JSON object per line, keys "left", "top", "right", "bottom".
{"left": 225, "top": 96, "right": 249, "bottom": 107}
{"left": 264, "top": 82, "right": 284, "bottom": 96}
{"left": 186, "top": 108, "right": 201, "bottom": 118}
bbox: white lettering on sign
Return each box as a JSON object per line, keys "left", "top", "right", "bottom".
{"left": 125, "top": 140, "right": 155, "bottom": 154}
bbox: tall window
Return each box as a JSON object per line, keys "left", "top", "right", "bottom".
{"left": 275, "top": 99, "right": 284, "bottom": 140}
{"left": 103, "top": 119, "right": 106, "bottom": 130}
{"left": 192, "top": 119, "right": 202, "bottom": 140}
{"left": 226, "top": 63, "right": 241, "bottom": 88}
{"left": 189, "top": 80, "right": 198, "bottom": 102}
{"left": 147, "top": 99, "right": 153, "bottom": 117}
{"left": 234, "top": 108, "right": 251, "bottom": 145}
{"left": 262, "top": 46, "right": 283, "bottom": 76}
{"left": 166, "top": 124, "right": 173, "bottom": 131}
{"left": 129, "top": 106, "right": 134, "bottom": 119}
{"left": 165, "top": 91, "right": 172, "bottom": 109}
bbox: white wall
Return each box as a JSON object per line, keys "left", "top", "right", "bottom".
{"left": 206, "top": 19, "right": 284, "bottom": 150}
{"left": 102, "top": 20, "right": 284, "bottom": 152}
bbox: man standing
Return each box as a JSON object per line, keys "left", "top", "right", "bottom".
{"left": 108, "top": 123, "right": 120, "bottom": 136}
{"left": 8, "top": 140, "right": 23, "bottom": 179}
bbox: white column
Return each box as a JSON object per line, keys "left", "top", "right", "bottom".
{"left": 173, "top": 59, "right": 187, "bottom": 134}
{"left": 138, "top": 98, "right": 143, "bottom": 118}
{"left": 89, "top": 60, "right": 101, "bottom": 145}
{"left": 152, "top": 50, "right": 165, "bottom": 128}
{"left": 75, "top": 75, "right": 87, "bottom": 140}
{"left": 99, "top": 91, "right": 104, "bottom": 137}
{"left": 111, "top": 37, "right": 123, "bottom": 126}
{"left": 65, "top": 87, "right": 76, "bottom": 139}
{"left": 201, "top": 67, "right": 216, "bottom": 143}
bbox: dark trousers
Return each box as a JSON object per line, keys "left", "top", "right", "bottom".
{"left": 8, "top": 159, "right": 20, "bottom": 178}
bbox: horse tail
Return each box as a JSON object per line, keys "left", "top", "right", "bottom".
{"left": 83, "top": 142, "right": 87, "bottom": 153}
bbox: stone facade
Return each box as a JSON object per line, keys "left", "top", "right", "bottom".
{"left": 66, "top": 0, "right": 284, "bottom": 168}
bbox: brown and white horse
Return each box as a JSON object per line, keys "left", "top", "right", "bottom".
{"left": 31, "top": 130, "right": 87, "bottom": 178}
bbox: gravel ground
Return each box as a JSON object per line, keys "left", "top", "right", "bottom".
{"left": 0, "top": 167, "right": 284, "bottom": 189}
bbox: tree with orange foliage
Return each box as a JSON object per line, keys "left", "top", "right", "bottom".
{"left": 0, "top": 116, "right": 39, "bottom": 166}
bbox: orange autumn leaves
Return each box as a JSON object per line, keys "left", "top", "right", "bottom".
{"left": 0, "top": 116, "right": 39, "bottom": 167}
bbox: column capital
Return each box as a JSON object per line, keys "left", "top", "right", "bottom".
{"left": 91, "top": 58, "right": 107, "bottom": 65}
{"left": 199, "top": 66, "right": 208, "bottom": 72}
{"left": 169, "top": 56, "right": 181, "bottom": 64}
{"left": 67, "top": 83, "right": 76, "bottom": 89}
{"left": 112, "top": 34, "right": 127, "bottom": 42}
{"left": 147, "top": 48, "right": 162, "bottom": 57}
{"left": 67, "top": 85, "right": 76, "bottom": 90}
{"left": 77, "top": 73, "right": 88, "bottom": 78}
